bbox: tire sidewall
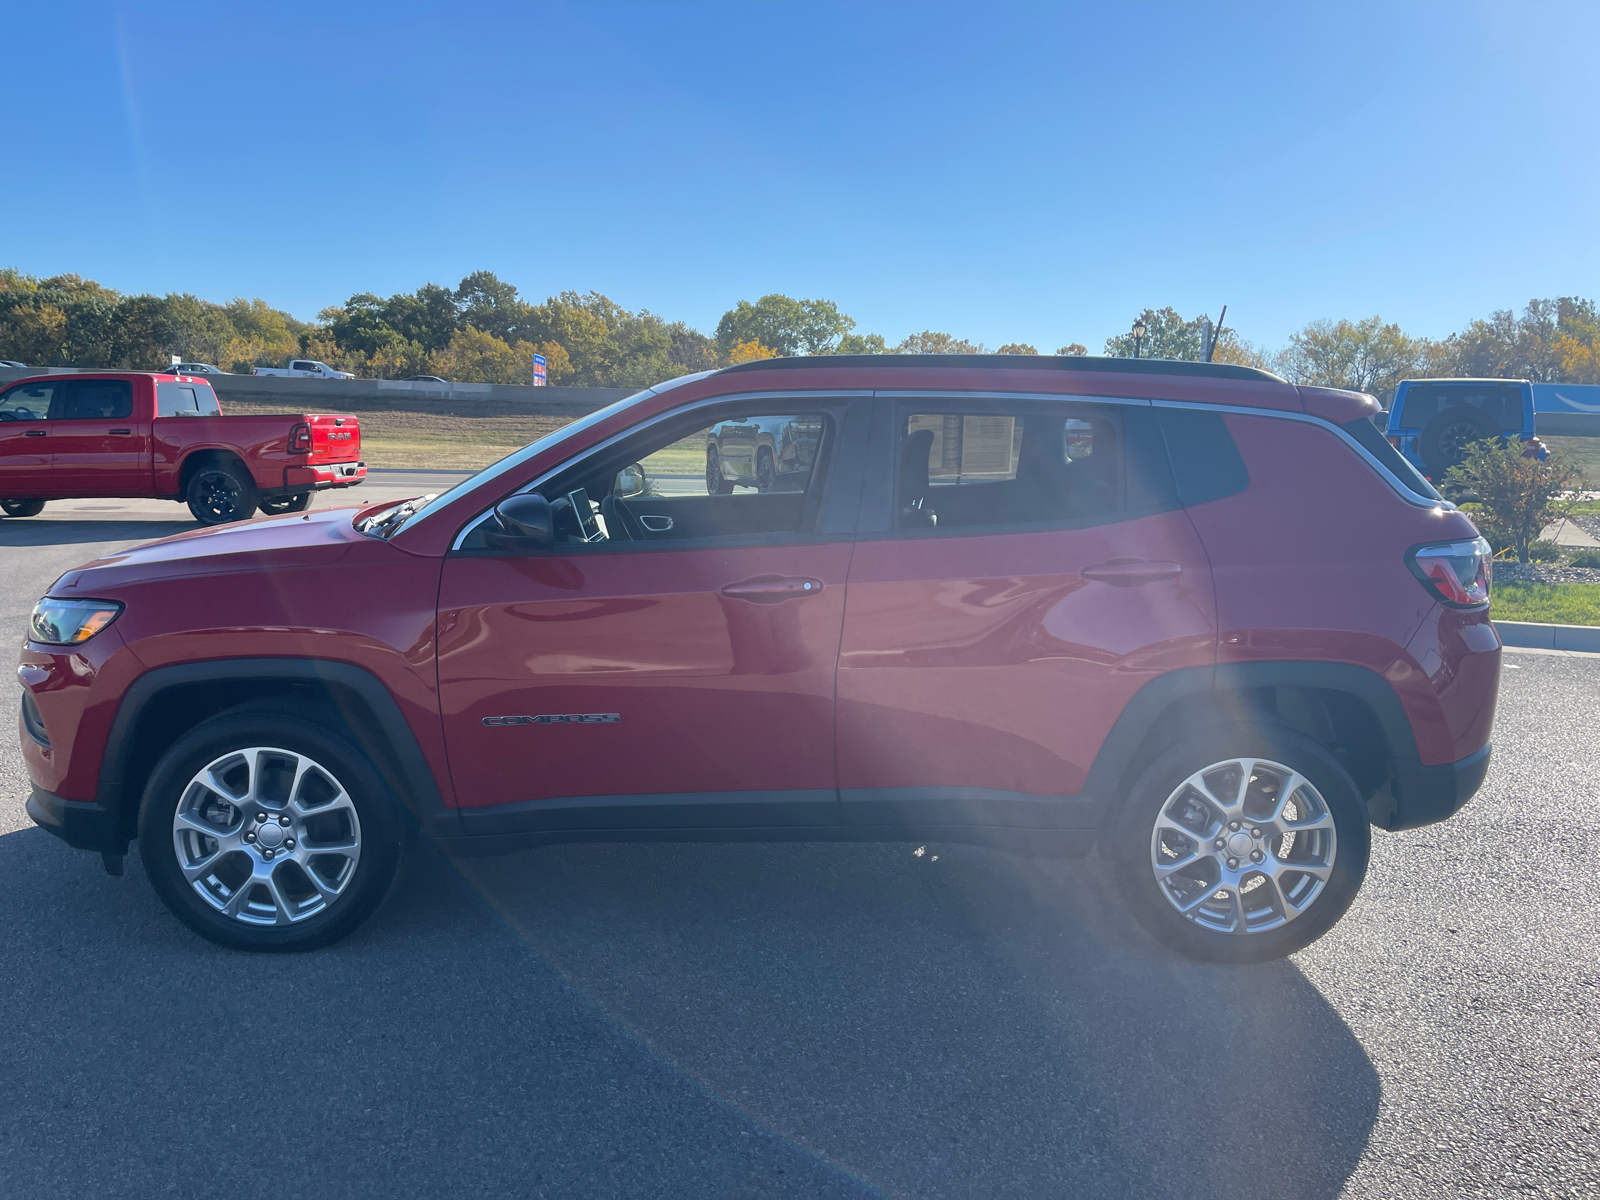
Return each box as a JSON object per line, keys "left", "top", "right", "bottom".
{"left": 187, "top": 463, "right": 258, "bottom": 525}
{"left": 137, "top": 711, "right": 402, "bottom": 952}
{"left": 1108, "top": 723, "right": 1371, "bottom": 964}
{"left": 1420, "top": 407, "right": 1498, "bottom": 475}
{"left": 2, "top": 498, "right": 45, "bottom": 517}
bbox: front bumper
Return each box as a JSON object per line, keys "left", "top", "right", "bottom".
{"left": 26, "top": 785, "right": 127, "bottom": 855}
{"left": 1370, "top": 742, "right": 1492, "bottom": 832}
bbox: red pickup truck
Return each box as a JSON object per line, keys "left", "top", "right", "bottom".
{"left": 0, "top": 371, "right": 365, "bottom": 524}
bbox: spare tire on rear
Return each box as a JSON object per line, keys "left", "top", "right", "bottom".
{"left": 1419, "top": 405, "right": 1500, "bottom": 476}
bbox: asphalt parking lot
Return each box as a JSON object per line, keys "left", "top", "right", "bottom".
{"left": 1, "top": 485, "right": 1596, "bottom": 1198}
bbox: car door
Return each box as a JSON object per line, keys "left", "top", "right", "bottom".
{"left": 0, "top": 380, "right": 58, "bottom": 496}
{"left": 47, "top": 378, "right": 147, "bottom": 497}
{"left": 834, "top": 395, "right": 1217, "bottom": 834}
{"left": 435, "top": 394, "right": 869, "bottom": 835}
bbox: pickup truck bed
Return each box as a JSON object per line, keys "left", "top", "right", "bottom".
{"left": 0, "top": 371, "right": 365, "bottom": 524}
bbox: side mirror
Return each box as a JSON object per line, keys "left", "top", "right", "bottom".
{"left": 614, "top": 463, "right": 645, "bottom": 498}
{"left": 486, "top": 492, "right": 553, "bottom": 551}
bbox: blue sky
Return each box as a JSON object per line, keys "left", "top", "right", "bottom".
{"left": 5, "top": 1, "right": 1597, "bottom": 353}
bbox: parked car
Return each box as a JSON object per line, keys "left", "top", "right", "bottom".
{"left": 0, "top": 359, "right": 27, "bottom": 369}
{"left": 0, "top": 371, "right": 365, "bottom": 523}
{"left": 252, "top": 359, "right": 355, "bottom": 380}
{"left": 171, "top": 362, "right": 224, "bottom": 375}
{"left": 1386, "top": 377, "right": 1547, "bottom": 479}
{"left": 403, "top": 375, "right": 449, "bottom": 384}
{"left": 19, "top": 355, "right": 1499, "bottom": 963}
{"left": 705, "top": 413, "right": 823, "bottom": 493}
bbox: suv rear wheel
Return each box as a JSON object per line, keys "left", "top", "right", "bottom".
{"left": 137, "top": 709, "right": 404, "bottom": 951}
{"left": 1419, "top": 405, "right": 1500, "bottom": 476}
{"left": 1108, "top": 724, "right": 1370, "bottom": 964}
{"left": 1, "top": 499, "right": 45, "bottom": 517}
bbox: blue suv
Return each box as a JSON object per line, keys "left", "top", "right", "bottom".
{"left": 1386, "top": 378, "right": 1547, "bottom": 480}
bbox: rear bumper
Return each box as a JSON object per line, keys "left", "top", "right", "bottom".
{"left": 26, "top": 786, "right": 126, "bottom": 855}
{"left": 1371, "top": 742, "right": 1492, "bottom": 832}
{"left": 281, "top": 461, "right": 366, "bottom": 493}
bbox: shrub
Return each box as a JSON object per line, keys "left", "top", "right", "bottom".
{"left": 1445, "top": 442, "right": 1590, "bottom": 563}
{"left": 1527, "top": 540, "right": 1562, "bottom": 561}
{"left": 1569, "top": 550, "right": 1600, "bottom": 569}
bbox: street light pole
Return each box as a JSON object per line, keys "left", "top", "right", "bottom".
{"left": 1131, "top": 317, "right": 1148, "bottom": 359}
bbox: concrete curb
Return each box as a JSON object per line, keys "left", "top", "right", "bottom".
{"left": 1494, "top": 620, "right": 1600, "bottom": 652}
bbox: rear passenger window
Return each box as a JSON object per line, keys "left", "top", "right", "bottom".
{"left": 1398, "top": 384, "right": 1522, "bottom": 432}
{"left": 50, "top": 380, "right": 133, "bottom": 420}
{"left": 895, "top": 403, "right": 1171, "bottom": 531}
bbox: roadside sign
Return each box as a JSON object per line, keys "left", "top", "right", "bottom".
{"left": 532, "top": 353, "right": 547, "bottom": 386}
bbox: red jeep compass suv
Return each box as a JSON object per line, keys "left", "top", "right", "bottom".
{"left": 18, "top": 356, "right": 1499, "bottom": 962}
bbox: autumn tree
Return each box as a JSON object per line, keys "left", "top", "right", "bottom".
{"left": 716, "top": 295, "right": 856, "bottom": 356}
{"left": 996, "top": 343, "right": 1038, "bottom": 355}
{"left": 1274, "top": 316, "right": 1425, "bottom": 401}
{"left": 895, "top": 331, "right": 985, "bottom": 354}
{"left": 1056, "top": 343, "right": 1088, "bottom": 356}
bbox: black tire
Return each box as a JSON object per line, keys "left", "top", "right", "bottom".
{"left": 1107, "top": 723, "right": 1371, "bottom": 964}
{"left": 186, "top": 459, "right": 259, "bottom": 525}
{"left": 756, "top": 447, "right": 776, "bottom": 493}
{"left": 137, "top": 708, "right": 404, "bottom": 952}
{"left": 1, "top": 498, "right": 45, "bottom": 517}
{"left": 258, "top": 492, "right": 312, "bottom": 515}
{"left": 1419, "top": 405, "right": 1500, "bottom": 476}
{"left": 706, "top": 445, "right": 734, "bottom": 494}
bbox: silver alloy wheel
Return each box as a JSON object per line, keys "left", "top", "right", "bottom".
{"left": 1149, "top": 757, "right": 1337, "bottom": 935}
{"left": 171, "top": 746, "right": 363, "bottom": 925}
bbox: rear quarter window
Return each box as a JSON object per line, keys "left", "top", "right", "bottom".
{"left": 1154, "top": 407, "right": 1249, "bottom": 506}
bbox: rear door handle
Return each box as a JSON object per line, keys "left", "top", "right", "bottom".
{"left": 721, "top": 575, "right": 824, "bottom": 603}
{"left": 110, "top": 428, "right": 131, "bottom": 435}
{"left": 24, "top": 429, "right": 46, "bottom": 437}
{"left": 1080, "top": 559, "right": 1183, "bottom": 586}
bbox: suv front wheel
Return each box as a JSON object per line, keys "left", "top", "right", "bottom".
{"left": 138, "top": 709, "right": 404, "bottom": 951}
{"left": 1108, "top": 724, "right": 1370, "bottom": 964}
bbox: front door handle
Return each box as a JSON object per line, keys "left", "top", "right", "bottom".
{"left": 24, "top": 429, "right": 47, "bottom": 437}
{"left": 1080, "top": 559, "right": 1183, "bottom": 586}
{"left": 721, "top": 575, "right": 824, "bottom": 603}
{"left": 638, "top": 514, "right": 673, "bottom": 532}
{"left": 109, "top": 428, "right": 131, "bottom": 435}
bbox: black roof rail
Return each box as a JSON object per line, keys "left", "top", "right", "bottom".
{"left": 719, "top": 353, "right": 1286, "bottom": 384}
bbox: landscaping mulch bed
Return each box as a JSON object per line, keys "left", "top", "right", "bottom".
{"left": 1491, "top": 562, "right": 1600, "bottom": 585}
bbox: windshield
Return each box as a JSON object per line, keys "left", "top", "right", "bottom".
{"left": 363, "top": 376, "right": 710, "bottom": 538}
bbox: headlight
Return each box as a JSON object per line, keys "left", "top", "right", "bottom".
{"left": 29, "top": 597, "right": 123, "bottom": 645}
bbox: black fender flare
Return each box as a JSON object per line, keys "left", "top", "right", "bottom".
{"left": 95, "top": 658, "right": 456, "bottom": 839}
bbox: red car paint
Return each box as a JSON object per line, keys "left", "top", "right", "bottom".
{"left": 0, "top": 371, "right": 364, "bottom": 503}
{"left": 19, "top": 357, "right": 1500, "bottom": 868}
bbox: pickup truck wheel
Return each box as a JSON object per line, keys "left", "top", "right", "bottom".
{"left": 186, "top": 461, "right": 258, "bottom": 525}
{"left": 137, "top": 709, "right": 403, "bottom": 952}
{"left": 1419, "top": 405, "right": 1500, "bottom": 476}
{"left": 1108, "top": 724, "right": 1370, "bottom": 964}
{"left": 705, "top": 445, "right": 734, "bottom": 494}
{"left": 259, "top": 492, "right": 311, "bottom": 515}
{"left": 1, "top": 499, "right": 45, "bottom": 517}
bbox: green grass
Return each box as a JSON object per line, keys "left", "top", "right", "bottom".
{"left": 1490, "top": 582, "right": 1600, "bottom": 625}
{"left": 1543, "top": 436, "right": 1600, "bottom": 486}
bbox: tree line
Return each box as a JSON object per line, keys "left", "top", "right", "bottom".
{"left": 2, "top": 266, "right": 1596, "bottom": 402}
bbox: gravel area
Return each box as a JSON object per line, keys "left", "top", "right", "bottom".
{"left": 1493, "top": 561, "right": 1600, "bottom": 585}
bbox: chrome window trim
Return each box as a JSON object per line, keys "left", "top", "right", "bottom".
{"left": 449, "top": 388, "right": 872, "bottom": 551}
{"left": 872, "top": 388, "right": 1153, "bottom": 407}
{"left": 1149, "top": 398, "right": 1452, "bottom": 511}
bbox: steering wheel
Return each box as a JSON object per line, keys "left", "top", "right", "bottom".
{"left": 601, "top": 493, "right": 647, "bottom": 541}
{"left": 0, "top": 407, "right": 37, "bottom": 421}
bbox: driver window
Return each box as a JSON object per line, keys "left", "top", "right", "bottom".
{"left": 0, "top": 383, "right": 55, "bottom": 421}
{"left": 463, "top": 409, "right": 831, "bottom": 552}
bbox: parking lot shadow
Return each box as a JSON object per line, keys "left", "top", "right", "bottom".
{"left": 0, "top": 823, "right": 1379, "bottom": 1198}
{"left": 0, "top": 517, "right": 198, "bottom": 547}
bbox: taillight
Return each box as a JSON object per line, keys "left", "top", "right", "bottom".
{"left": 289, "top": 423, "right": 312, "bottom": 453}
{"left": 1408, "top": 537, "right": 1491, "bottom": 608}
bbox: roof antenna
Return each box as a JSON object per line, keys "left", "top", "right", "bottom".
{"left": 1204, "top": 305, "right": 1227, "bottom": 362}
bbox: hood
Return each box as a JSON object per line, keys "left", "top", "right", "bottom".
{"left": 49, "top": 506, "right": 367, "bottom": 595}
